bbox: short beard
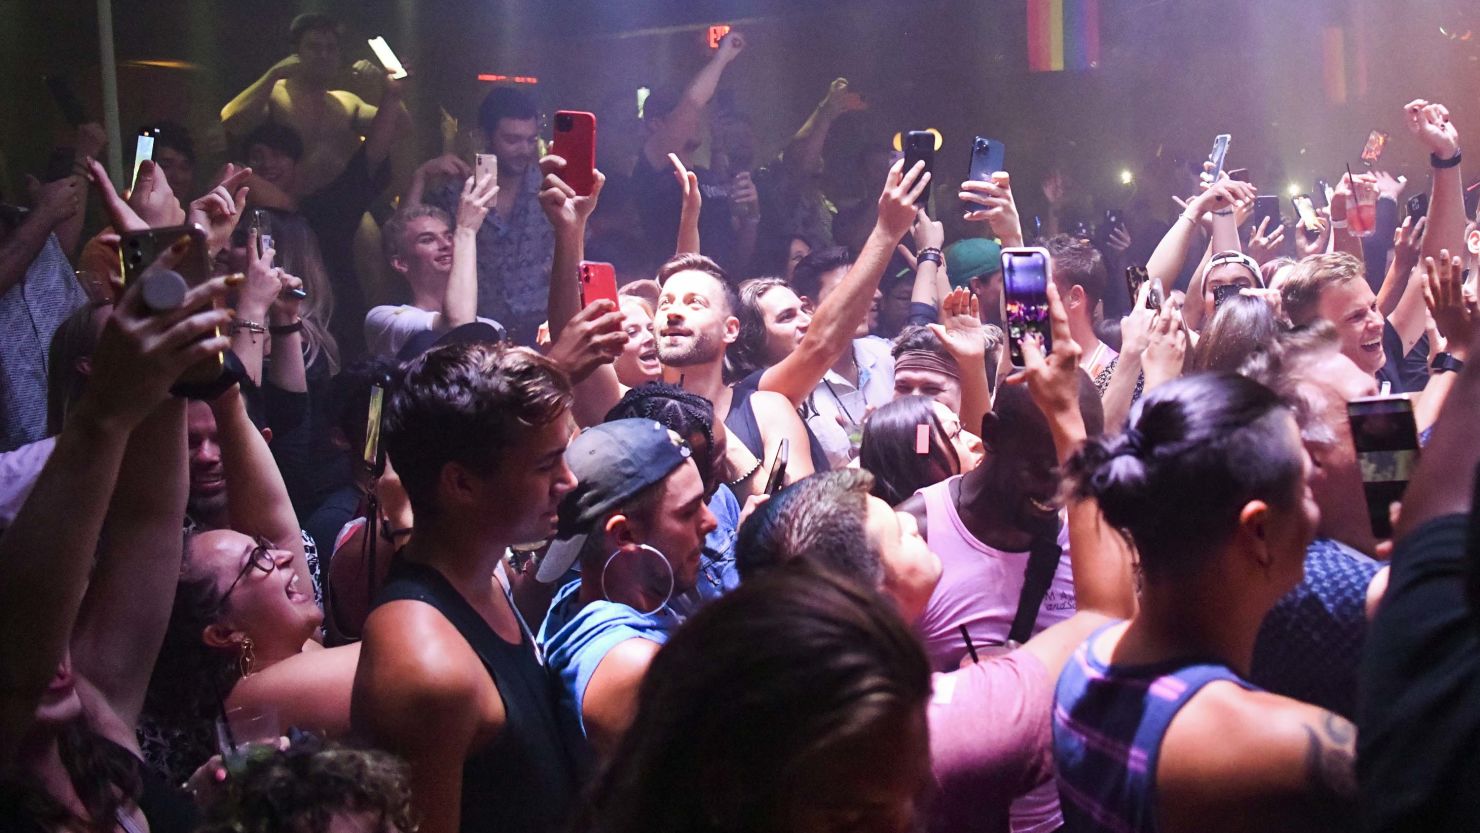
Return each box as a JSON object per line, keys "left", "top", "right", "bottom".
{"left": 187, "top": 491, "right": 229, "bottom": 529}
{"left": 658, "top": 332, "right": 722, "bottom": 368}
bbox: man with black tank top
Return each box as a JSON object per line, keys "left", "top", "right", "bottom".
{"left": 351, "top": 342, "right": 583, "bottom": 833}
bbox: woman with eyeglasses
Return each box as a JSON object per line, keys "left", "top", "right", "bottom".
{"left": 859, "top": 395, "right": 985, "bottom": 507}
{"left": 141, "top": 387, "right": 360, "bottom": 785}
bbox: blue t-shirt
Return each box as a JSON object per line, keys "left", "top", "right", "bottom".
{"left": 536, "top": 578, "right": 680, "bottom": 736}
{"left": 669, "top": 485, "right": 742, "bottom": 618}
{"left": 1250, "top": 537, "right": 1381, "bottom": 718}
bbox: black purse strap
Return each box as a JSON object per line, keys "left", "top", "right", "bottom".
{"left": 1007, "top": 530, "right": 1063, "bottom": 646}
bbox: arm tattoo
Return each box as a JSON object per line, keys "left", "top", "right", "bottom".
{"left": 1303, "top": 712, "right": 1358, "bottom": 801}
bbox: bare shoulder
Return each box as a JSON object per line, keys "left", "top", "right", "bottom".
{"left": 896, "top": 492, "right": 928, "bottom": 535}
{"left": 748, "top": 389, "right": 801, "bottom": 421}
{"left": 353, "top": 601, "right": 491, "bottom": 746}
{"left": 582, "top": 637, "right": 662, "bottom": 756}
{"left": 1158, "top": 683, "right": 1356, "bottom": 833}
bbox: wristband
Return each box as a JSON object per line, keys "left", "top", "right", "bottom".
{"left": 917, "top": 248, "right": 944, "bottom": 267}
{"left": 1431, "top": 352, "right": 1465, "bottom": 374}
{"left": 1330, "top": 219, "right": 1349, "bottom": 229}
{"left": 269, "top": 319, "right": 304, "bottom": 336}
{"left": 1212, "top": 208, "right": 1234, "bottom": 217}
{"left": 1431, "top": 151, "right": 1463, "bottom": 169}
{"left": 229, "top": 318, "right": 267, "bottom": 335}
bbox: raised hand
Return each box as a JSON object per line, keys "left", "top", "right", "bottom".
{"left": 1142, "top": 301, "right": 1188, "bottom": 390}
{"left": 415, "top": 153, "right": 473, "bottom": 183}
{"left": 545, "top": 298, "right": 628, "bottom": 383}
{"left": 126, "top": 160, "right": 186, "bottom": 228}
{"left": 911, "top": 208, "right": 944, "bottom": 252}
{"left": 715, "top": 30, "right": 747, "bottom": 63}
{"left": 457, "top": 171, "right": 498, "bottom": 232}
{"left": 239, "top": 229, "right": 284, "bottom": 317}
{"left": 83, "top": 240, "right": 235, "bottom": 428}
{"left": 268, "top": 54, "right": 303, "bottom": 82}
{"left": 821, "top": 78, "right": 866, "bottom": 115}
{"left": 1119, "top": 281, "right": 1159, "bottom": 358}
{"left": 1294, "top": 208, "right": 1331, "bottom": 258}
{"left": 1404, "top": 99, "right": 1460, "bottom": 159}
{"left": 670, "top": 153, "right": 701, "bottom": 217}
{"left": 1007, "top": 281, "right": 1082, "bottom": 418}
{"left": 25, "top": 173, "right": 83, "bottom": 229}
{"left": 1393, "top": 215, "right": 1428, "bottom": 278}
{"left": 927, "top": 288, "right": 988, "bottom": 361}
{"left": 877, "top": 158, "right": 931, "bottom": 242}
{"left": 189, "top": 164, "right": 252, "bottom": 256}
{"left": 1042, "top": 171, "right": 1067, "bottom": 208}
{"left": 1246, "top": 216, "right": 1286, "bottom": 264}
{"left": 960, "top": 172, "right": 1023, "bottom": 247}
{"left": 1186, "top": 177, "right": 1256, "bottom": 221}
{"left": 1372, "top": 170, "right": 1407, "bottom": 202}
{"left": 538, "top": 155, "right": 606, "bottom": 234}
{"left": 729, "top": 171, "right": 759, "bottom": 224}
{"left": 1106, "top": 224, "right": 1133, "bottom": 254}
{"left": 85, "top": 157, "right": 147, "bottom": 232}
{"left": 1422, "top": 249, "right": 1475, "bottom": 350}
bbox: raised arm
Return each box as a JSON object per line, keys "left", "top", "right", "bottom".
{"left": 643, "top": 32, "right": 746, "bottom": 163}
{"left": 671, "top": 154, "right": 702, "bottom": 255}
{"left": 1415, "top": 251, "right": 1474, "bottom": 433}
{"left": 758, "top": 159, "right": 927, "bottom": 406}
{"left": 1008, "top": 281, "right": 1136, "bottom": 674}
{"left": 1375, "top": 216, "right": 1425, "bottom": 317}
{"left": 448, "top": 173, "right": 498, "bottom": 329}
{"left": 908, "top": 209, "right": 947, "bottom": 310}
{"left": 0, "top": 177, "right": 80, "bottom": 297}
{"left": 1147, "top": 180, "right": 1250, "bottom": 297}
{"left": 363, "top": 75, "right": 409, "bottom": 170}
{"left": 782, "top": 78, "right": 865, "bottom": 176}
{"left": 927, "top": 289, "right": 992, "bottom": 440}
{"left": 221, "top": 55, "right": 298, "bottom": 137}
{"left": 0, "top": 268, "right": 231, "bottom": 767}
{"left": 960, "top": 171, "right": 1025, "bottom": 248}
{"left": 1406, "top": 100, "right": 1465, "bottom": 260}
{"left": 209, "top": 384, "right": 313, "bottom": 594}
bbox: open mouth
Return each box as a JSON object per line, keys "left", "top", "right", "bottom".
{"left": 285, "top": 573, "right": 309, "bottom": 603}
{"left": 1027, "top": 496, "right": 1058, "bottom": 514}
{"left": 639, "top": 348, "right": 661, "bottom": 365}
{"left": 434, "top": 254, "right": 453, "bottom": 268}
{"left": 194, "top": 470, "right": 226, "bottom": 493}
{"left": 1360, "top": 339, "right": 1382, "bottom": 353}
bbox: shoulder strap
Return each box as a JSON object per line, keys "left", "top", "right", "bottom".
{"left": 1007, "top": 529, "right": 1063, "bottom": 646}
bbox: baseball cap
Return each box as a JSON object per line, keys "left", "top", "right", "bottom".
{"left": 1204, "top": 250, "right": 1264, "bottom": 286}
{"left": 945, "top": 238, "right": 1003, "bottom": 289}
{"left": 395, "top": 321, "right": 506, "bottom": 363}
{"left": 535, "top": 419, "right": 693, "bottom": 583}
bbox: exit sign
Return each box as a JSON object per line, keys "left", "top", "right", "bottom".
{"left": 707, "top": 24, "right": 731, "bottom": 49}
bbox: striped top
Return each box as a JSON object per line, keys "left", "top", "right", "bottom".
{"left": 1051, "top": 623, "right": 1258, "bottom": 833}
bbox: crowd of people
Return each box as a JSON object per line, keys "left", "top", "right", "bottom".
{"left": 3, "top": 11, "right": 1480, "bottom": 833}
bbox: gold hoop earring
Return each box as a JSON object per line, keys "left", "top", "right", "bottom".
{"left": 238, "top": 636, "right": 256, "bottom": 678}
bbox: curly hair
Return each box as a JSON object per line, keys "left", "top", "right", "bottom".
{"left": 728, "top": 277, "right": 791, "bottom": 381}
{"left": 197, "top": 736, "right": 416, "bottom": 833}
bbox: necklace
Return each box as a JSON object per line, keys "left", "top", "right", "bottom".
{"left": 728, "top": 455, "right": 763, "bottom": 488}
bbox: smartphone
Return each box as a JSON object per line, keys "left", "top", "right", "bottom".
{"left": 474, "top": 153, "right": 497, "bottom": 186}
{"left": 1001, "top": 247, "right": 1052, "bottom": 365}
{"left": 252, "top": 209, "right": 274, "bottom": 259}
{"left": 579, "top": 261, "right": 619, "bottom": 309}
{"left": 1144, "top": 276, "right": 1164, "bottom": 310}
{"left": 551, "top": 110, "right": 598, "bottom": 196}
{"left": 1313, "top": 178, "right": 1331, "bottom": 209}
{"left": 1124, "top": 265, "right": 1149, "bottom": 303}
{"left": 1292, "top": 194, "right": 1320, "bottom": 231}
{"left": 967, "top": 136, "right": 1005, "bottom": 182}
{"left": 1360, "top": 130, "right": 1390, "bottom": 167}
{"left": 131, "top": 131, "right": 155, "bottom": 191}
{"left": 119, "top": 224, "right": 222, "bottom": 384}
{"left": 763, "top": 438, "right": 790, "bottom": 496}
{"left": 1347, "top": 394, "right": 1420, "bottom": 539}
{"left": 1407, "top": 192, "right": 1429, "bottom": 223}
{"left": 44, "top": 75, "right": 87, "bottom": 127}
{"left": 367, "top": 36, "right": 409, "bottom": 80}
{"left": 364, "top": 383, "right": 387, "bottom": 477}
{"left": 1207, "top": 134, "right": 1232, "bottom": 182}
{"left": 1212, "top": 284, "right": 1242, "bottom": 310}
{"left": 1252, "top": 195, "right": 1281, "bottom": 231}
{"left": 1226, "top": 168, "right": 1251, "bottom": 183}
{"left": 903, "top": 130, "right": 935, "bottom": 208}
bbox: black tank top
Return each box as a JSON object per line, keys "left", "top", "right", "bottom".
{"left": 727, "top": 371, "right": 831, "bottom": 473}
{"left": 376, "top": 558, "right": 583, "bottom": 833}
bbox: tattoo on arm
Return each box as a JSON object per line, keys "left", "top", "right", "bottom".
{"left": 1303, "top": 712, "right": 1358, "bottom": 802}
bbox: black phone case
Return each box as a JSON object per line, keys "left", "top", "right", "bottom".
{"left": 903, "top": 132, "right": 935, "bottom": 208}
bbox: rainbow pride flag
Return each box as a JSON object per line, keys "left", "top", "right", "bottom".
{"left": 1027, "top": 0, "right": 1100, "bottom": 72}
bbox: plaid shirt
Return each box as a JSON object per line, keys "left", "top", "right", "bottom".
{"left": 428, "top": 166, "right": 554, "bottom": 345}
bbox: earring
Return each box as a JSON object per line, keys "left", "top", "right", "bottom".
{"left": 238, "top": 636, "right": 256, "bottom": 678}
{"left": 600, "top": 543, "right": 676, "bottom": 615}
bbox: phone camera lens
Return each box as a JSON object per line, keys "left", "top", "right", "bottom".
{"left": 556, "top": 114, "right": 572, "bottom": 131}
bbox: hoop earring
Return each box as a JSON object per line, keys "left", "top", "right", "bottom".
{"left": 238, "top": 636, "right": 256, "bottom": 678}
{"left": 600, "top": 543, "right": 675, "bottom": 615}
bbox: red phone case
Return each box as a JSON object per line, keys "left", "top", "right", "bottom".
{"left": 580, "top": 261, "right": 619, "bottom": 309}
{"left": 552, "top": 111, "right": 597, "bottom": 196}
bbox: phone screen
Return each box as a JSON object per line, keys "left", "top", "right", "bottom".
{"left": 1292, "top": 195, "right": 1319, "bottom": 230}
{"left": 1212, "top": 284, "right": 1241, "bottom": 311}
{"left": 1002, "top": 248, "right": 1052, "bottom": 364}
{"left": 1347, "top": 395, "right": 1419, "bottom": 539}
{"left": 1208, "top": 134, "right": 1231, "bottom": 182}
{"left": 131, "top": 133, "right": 155, "bottom": 191}
{"left": 367, "top": 36, "right": 409, "bottom": 79}
{"left": 364, "top": 384, "right": 386, "bottom": 474}
{"left": 1360, "top": 130, "right": 1389, "bottom": 166}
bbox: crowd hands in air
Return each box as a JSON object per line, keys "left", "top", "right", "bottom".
{"left": 2, "top": 12, "right": 1480, "bottom": 833}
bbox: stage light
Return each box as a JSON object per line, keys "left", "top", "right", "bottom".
{"left": 1287, "top": 183, "right": 1301, "bottom": 197}
{"left": 1119, "top": 169, "right": 1134, "bottom": 185}
{"left": 637, "top": 87, "right": 651, "bottom": 119}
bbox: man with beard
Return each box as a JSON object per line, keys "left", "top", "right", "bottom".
{"left": 413, "top": 87, "right": 554, "bottom": 345}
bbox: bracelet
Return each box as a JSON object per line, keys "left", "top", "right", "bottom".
{"left": 269, "top": 319, "right": 303, "bottom": 336}
{"left": 1212, "top": 208, "right": 1234, "bottom": 217}
{"left": 1431, "top": 151, "right": 1463, "bottom": 169}
{"left": 917, "top": 250, "right": 944, "bottom": 267}
{"left": 1330, "top": 219, "right": 1349, "bottom": 229}
{"left": 229, "top": 319, "right": 267, "bottom": 335}
{"left": 1176, "top": 214, "right": 1198, "bottom": 227}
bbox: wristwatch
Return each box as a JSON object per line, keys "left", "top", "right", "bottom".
{"left": 1431, "top": 352, "right": 1465, "bottom": 374}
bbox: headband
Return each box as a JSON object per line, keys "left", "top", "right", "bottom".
{"left": 1204, "top": 250, "right": 1264, "bottom": 286}
{"left": 893, "top": 350, "right": 962, "bottom": 381}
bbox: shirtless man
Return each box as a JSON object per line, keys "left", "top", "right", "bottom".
{"left": 221, "top": 13, "right": 388, "bottom": 195}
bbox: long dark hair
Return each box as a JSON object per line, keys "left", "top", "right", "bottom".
{"left": 0, "top": 719, "right": 144, "bottom": 833}
{"left": 859, "top": 395, "right": 959, "bottom": 506}
{"left": 1193, "top": 294, "right": 1283, "bottom": 373}
{"left": 728, "top": 277, "right": 790, "bottom": 382}
{"left": 576, "top": 567, "right": 931, "bottom": 833}
{"left": 142, "top": 531, "right": 242, "bottom": 784}
{"left": 1066, "top": 373, "right": 1303, "bottom": 583}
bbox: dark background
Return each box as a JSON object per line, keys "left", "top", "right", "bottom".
{"left": 4, "top": 0, "right": 1479, "bottom": 221}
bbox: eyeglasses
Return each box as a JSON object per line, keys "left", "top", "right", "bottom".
{"left": 218, "top": 536, "right": 278, "bottom": 609}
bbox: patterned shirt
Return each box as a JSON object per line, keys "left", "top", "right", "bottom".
{"left": 0, "top": 233, "right": 85, "bottom": 451}
{"left": 428, "top": 166, "right": 554, "bottom": 345}
{"left": 1250, "top": 537, "right": 1381, "bottom": 718}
